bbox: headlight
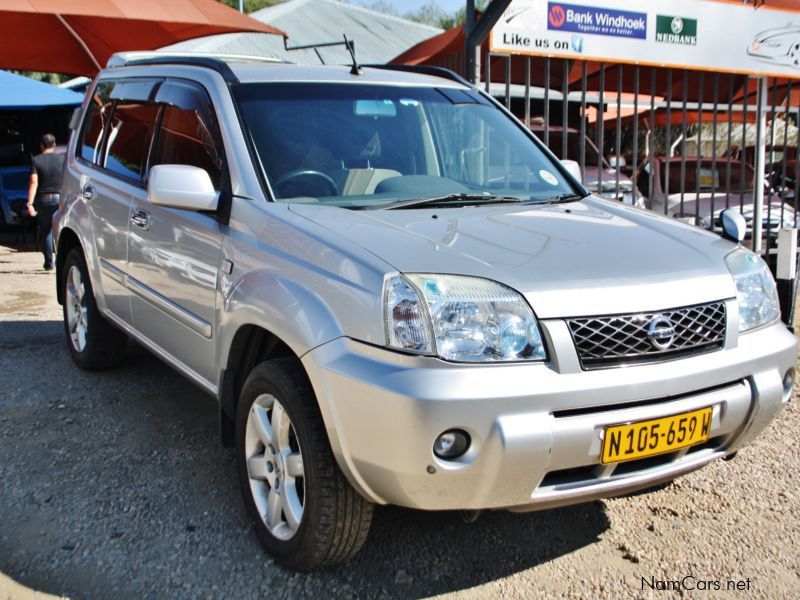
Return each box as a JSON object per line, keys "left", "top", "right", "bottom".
{"left": 725, "top": 248, "right": 780, "bottom": 332}
{"left": 383, "top": 274, "right": 546, "bottom": 362}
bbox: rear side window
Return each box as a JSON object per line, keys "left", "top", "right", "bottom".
{"left": 79, "top": 82, "right": 114, "bottom": 164}
{"left": 151, "top": 81, "right": 224, "bottom": 190}
{"left": 103, "top": 102, "right": 159, "bottom": 182}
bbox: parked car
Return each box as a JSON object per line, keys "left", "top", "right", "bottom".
{"left": 530, "top": 124, "right": 643, "bottom": 207}
{"left": 637, "top": 156, "right": 797, "bottom": 237}
{"left": 0, "top": 166, "right": 30, "bottom": 230}
{"left": 748, "top": 25, "right": 800, "bottom": 69}
{"left": 54, "top": 54, "right": 797, "bottom": 571}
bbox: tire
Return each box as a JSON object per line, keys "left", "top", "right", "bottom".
{"left": 236, "top": 358, "right": 373, "bottom": 571}
{"left": 61, "top": 247, "right": 127, "bottom": 370}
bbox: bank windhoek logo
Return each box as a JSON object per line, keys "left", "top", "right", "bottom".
{"left": 656, "top": 14, "right": 697, "bottom": 45}
{"left": 549, "top": 5, "right": 566, "bottom": 27}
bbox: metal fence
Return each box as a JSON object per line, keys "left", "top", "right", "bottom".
{"left": 479, "top": 53, "right": 799, "bottom": 261}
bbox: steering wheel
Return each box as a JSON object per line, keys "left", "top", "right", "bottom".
{"left": 273, "top": 169, "right": 338, "bottom": 198}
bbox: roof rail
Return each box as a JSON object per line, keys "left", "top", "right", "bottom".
{"left": 365, "top": 64, "right": 473, "bottom": 88}
{"left": 106, "top": 52, "right": 287, "bottom": 84}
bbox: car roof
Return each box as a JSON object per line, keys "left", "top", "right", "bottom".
{"left": 233, "top": 63, "right": 463, "bottom": 87}
{"left": 105, "top": 52, "right": 469, "bottom": 89}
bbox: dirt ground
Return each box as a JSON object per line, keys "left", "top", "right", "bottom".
{"left": 1, "top": 235, "right": 799, "bottom": 599}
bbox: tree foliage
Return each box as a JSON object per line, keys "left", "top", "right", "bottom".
{"left": 359, "top": 1, "right": 489, "bottom": 30}
{"left": 10, "top": 71, "right": 70, "bottom": 85}
{"left": 218, "top": 0, "right": 281, "bottom": 14}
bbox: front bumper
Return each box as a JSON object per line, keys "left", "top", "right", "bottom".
{"left": 302, "top": 316, "right": 796, "bottom": 511}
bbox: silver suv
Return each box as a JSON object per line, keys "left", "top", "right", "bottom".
{"left": 54, "top": 53, "right": 797, "bottom": 571}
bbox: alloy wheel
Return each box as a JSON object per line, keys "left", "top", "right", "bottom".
{"left": 65, "top": 265, "right": 88, "bottom": 352}
{"left": 244, "top": 394, "right": 305, "bottom": 541}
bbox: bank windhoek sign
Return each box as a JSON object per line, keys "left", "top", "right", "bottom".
{"left": 490, "top": 0, "right": 800, "bottom": 79}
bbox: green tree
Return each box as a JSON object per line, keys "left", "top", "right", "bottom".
{"left": 218, "top": 0, "right": 281, "bottom": 14}
{"left": 353, "top": 1, "right": 491, "bottom": 31}
{"left": 10, "top": 71, "right": 70, "bottom": 85}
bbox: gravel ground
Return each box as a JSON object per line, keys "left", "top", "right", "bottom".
{"left": 1, "top": 236, "right": 799, "bottom": 599}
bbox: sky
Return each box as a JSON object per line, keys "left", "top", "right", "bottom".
{"left": 351, "top": 0, "right": 467, "bottom": 14}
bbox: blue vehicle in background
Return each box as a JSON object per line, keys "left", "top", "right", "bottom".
{"left": 0, "top": 166, "right": 29, "bottom": 230}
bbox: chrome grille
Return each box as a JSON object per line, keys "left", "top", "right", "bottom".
{"left": 567, "top": 301, "right": 726, "bottom": 369}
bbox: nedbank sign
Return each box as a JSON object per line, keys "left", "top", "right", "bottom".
{"left": 656, "top": 15, "right": 697, "bottom": 46}
{"left": 490, "top": 0, "right": 800, "bottom": 79}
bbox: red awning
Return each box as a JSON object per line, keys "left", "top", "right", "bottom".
{"left": 0, "top": 0, "right": 285, "bottom": 76}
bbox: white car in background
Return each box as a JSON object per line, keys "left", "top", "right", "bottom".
{"left": 748, "top": 25, "right": 800, "bottom": 68}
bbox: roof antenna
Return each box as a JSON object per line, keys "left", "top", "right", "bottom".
{"left": 344, "top": 34, "right": 361, "bottom": 76}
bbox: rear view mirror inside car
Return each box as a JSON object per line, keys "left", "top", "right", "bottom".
{"left": 354, "top": 99, "right": 397, "bottom": 118}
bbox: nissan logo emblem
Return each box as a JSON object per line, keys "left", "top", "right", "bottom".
{"left": 647, "top": 315, "right": 676, "bottom": 350}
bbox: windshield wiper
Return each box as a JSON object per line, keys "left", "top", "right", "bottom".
{"left": 376, "top": 193, "right": 525, "bottom": 210}
{"left": 532, "top": 192, "right": 588, "bottom": 205}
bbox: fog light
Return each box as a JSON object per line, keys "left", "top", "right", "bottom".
{"left": 433, "top": 430, "right": 470, "bottom": 459}
{"left": 783, "top": 368, "right": 795, "bottom": 398}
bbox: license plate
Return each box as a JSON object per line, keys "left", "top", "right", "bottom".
{"left": 601, "top": 407, "right": 712, "bottom": 464}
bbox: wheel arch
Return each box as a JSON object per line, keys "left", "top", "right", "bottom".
{"left": 219, "top": 324, "right": 298, "bottom": 447}
{"left": 55, "top": 227, "right": 83, "bottom": 305}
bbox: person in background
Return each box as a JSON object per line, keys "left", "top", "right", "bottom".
{"left": 26, "top": 133, "right": 65, "bottom": 271}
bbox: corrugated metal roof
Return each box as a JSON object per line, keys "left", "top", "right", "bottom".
{"left": 165, "top": 0, "right": 442, "bottom": 65}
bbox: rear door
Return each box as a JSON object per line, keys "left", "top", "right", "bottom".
{"left": 126, "top": 79, "right": 226, "bottom": 384}
{"left": 77, "top": 79, "right": 161, "bottom": 324}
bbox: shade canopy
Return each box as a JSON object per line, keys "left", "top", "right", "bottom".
{"left": 0, "top": 70, "right": 84, "bottom": 109}
{"left": 0, "top": 0, "right": 285, "bottom": 76}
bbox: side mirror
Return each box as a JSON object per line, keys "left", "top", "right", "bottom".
{"left": 148, "top": 164, "right": 218, "bottom": 211}
{"left": 608, "top": 155, "right": 627, "bottom": 170}
{"left": 560, "top": 159, "right": 583, "bottom": 183}
{"left": 720, "top": 208, "right": 746, "bottom": 243}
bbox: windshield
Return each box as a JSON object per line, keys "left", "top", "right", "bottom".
{"left": 234, "top": 83, "right": 577, "bottom": 208}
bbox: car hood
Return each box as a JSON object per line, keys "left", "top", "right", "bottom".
{"left": 288, "top": 197, "right": 737, "bottom": 318}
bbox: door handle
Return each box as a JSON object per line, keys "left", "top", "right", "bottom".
{"left": 130, "top": 208, "right": 151, "bottom": 230}
{"left": 82, "top": 184, "right": 95, "bottom": 200}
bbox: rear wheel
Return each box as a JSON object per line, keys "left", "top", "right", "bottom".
{"left": 236, "top": 358, "right": 372, "bottom": 571}
{"left": 61, "top": 247, "right": 127, "bottom": 369}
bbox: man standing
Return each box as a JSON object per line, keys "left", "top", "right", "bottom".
{"left": 26, "top": 133, "right": 65, "bottom": 271}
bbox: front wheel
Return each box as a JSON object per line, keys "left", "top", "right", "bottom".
{"left": 61, "top": 247, "right": 127, "bottom": 369}
{"left": 236, "top": 358, "right": 373, "bottom": 571}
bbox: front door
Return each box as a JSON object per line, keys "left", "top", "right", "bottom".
{"left": 126, "top": 79, "right": 227, "bottom": 385}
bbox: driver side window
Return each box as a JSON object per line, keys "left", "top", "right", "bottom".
{"left": 150, "top": 81, "right": 224, "bottom": 190}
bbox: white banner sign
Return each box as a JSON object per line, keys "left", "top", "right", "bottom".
{"left": 490, "top": 0, "right": 800, "bottom": 79}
